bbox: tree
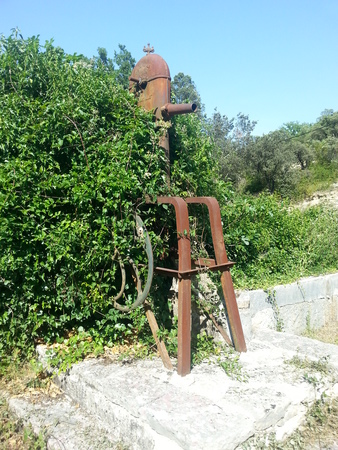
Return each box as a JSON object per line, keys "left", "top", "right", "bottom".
{"left": 292, "top": 141, "right": 313, "bottom": 170}
{"left": 208, "top": 110, "right": 257, "bottom": 183}
{"left": 97, "top": 47, "right": 108, "bottom": 65}
{"left": 209, "top": 109, "right": 234, "bottom": 147}
{"left": 90, "top": 47, "right": 114, "bottom": 72}
{"left": 313, "top": 136, "right": 338, "bottom": 165}
{"left": 281, "top": 121, "right": 311, "bottom": 137}
{"left": 314, "top": 110, "right": 338, "bottom": 138}
{"left": 245, "top": 130, "right": 296, "bottom": 194}
{"left": 311, "top": 111, "right": 338, "bottom": 163}
{"left": 281, "top": 122, "right": 314, "bottom": 170}
{"left": 317, "top": 109, "right": 334, "bottom": 121}
{"left": 92, "top": 45, "right": 135, "bottom": 87}
{"left": 113, "top": 44, "right": 136, "bottom": 89}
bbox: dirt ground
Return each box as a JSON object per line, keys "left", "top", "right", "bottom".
{"left": 297, "top": 182, "right": 338, "bottom": 209}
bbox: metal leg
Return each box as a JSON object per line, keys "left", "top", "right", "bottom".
{"left": 186, "top": 197, "right": 247, "bottom": 353}
{"left": 157, "top": 197, "right": 192, "bottom": 376}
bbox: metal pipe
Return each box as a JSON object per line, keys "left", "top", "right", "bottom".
{"left": 161, "top": 103, "right": 197, "bottom": 120}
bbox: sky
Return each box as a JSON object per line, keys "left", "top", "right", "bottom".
{"left": 1, "top": 0, "right": 337, "bottom": 135}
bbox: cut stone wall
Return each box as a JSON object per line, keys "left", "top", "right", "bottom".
{"left": 237, "top": 273, "right": 338, "bottom": 341}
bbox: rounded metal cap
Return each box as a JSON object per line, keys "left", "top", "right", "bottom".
{"left": 129, "top": 53, "right": 171, "bottom": 85}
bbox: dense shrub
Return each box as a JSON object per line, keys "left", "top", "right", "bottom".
{"left": 0, "top": 32, "right": 171, "bottom": 356}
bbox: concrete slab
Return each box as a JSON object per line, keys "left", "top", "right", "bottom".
{"left": 9, "top": 330, "right": 335, "bottom": 450}
{"left": 8, "top": 394, "right": 121, "bottom": 449}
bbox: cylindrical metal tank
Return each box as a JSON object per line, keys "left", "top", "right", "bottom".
{"left": 129, "top": 46, "right": 197, "bottom": 178}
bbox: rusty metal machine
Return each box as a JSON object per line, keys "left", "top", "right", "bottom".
{"left": 129, "top": 43, "right": 196, "bottom": 174}
{"left": 123, "top": 44, "right": 247, "bottom": 376}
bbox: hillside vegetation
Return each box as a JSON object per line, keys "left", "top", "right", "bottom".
{"left": 0, "top": 31, "right": 337, "bottom": 363}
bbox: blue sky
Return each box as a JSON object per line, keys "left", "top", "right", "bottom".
{"left": 1, "top": 0, "right": 337, "bottom": 135}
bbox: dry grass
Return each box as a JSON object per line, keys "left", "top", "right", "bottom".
{"left": 243, "top": 321, "right": 338, "bottom": 449}
{"left": 244, "top": 396, "right": 338, "bottom": 449}
{"left": 281, "top": 321, "right": 338, "bottom": 449}
{"left": 0, "top": 345, "right": 149, "bottom": 449}
{"left": 0, "top": 394, "right": 46, "bottom": 450}
{"left": 0, "top": 356, "right": 62, "bottom": 450}
{"left": 299, "top": 397, "right": 338, "bottom": 449}
{"left": 303, "top": 321, "right": 338, "bottom": 346}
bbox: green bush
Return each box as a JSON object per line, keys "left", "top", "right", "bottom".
{"left": 0, "top": 31, "right": 171, "bottom": 357}
{"left": 294, "top": 161, "right": 338, "bottom": 198}
{"left": 220, "top": 193, "right": 338, "bottom": 288}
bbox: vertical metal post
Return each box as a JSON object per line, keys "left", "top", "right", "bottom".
{"left": 157, "top": 197, "right": 192, "bottom": 376}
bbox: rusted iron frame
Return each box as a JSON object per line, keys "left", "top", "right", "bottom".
{"left": 185, "top": 197, "right": 247, "bottom": 353}
{"left": 156, "top": 196, "right": 246, "bottom": 376}
{"left": 129, "top": 51, "right": 197, "bottom": 181}
{"left": 157, "top": 196, "right": 192, "bottom": 377}
{"left": 193, "top": 257, "right": 216, "bottom": 267}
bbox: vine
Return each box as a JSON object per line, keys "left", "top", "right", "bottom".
{"left": 265, "top": 289, "right": 284, "bottom": 332}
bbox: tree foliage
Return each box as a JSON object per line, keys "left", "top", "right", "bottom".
{"left": 207, "top": 110, "right": 257, "bottom": 184}
{"left": 312, "top": 111, "right": 338, "bottom": 164}
{"left": 0, "top": 31, "right": 225, "bottom": 358}
{"left": 220, "top": 193, "right": 338, "bottom": 289}
{"left": 245, "top": 130, "right": 297, "bottom": 194}
{"left": 93, "top": 44, "right": 135, "bottom": 88}
{"left": 113, "top": 44, "right": 136, "bottom": 89}
{"left": 97, "top": 46, "right": 109, "bottom": 65}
